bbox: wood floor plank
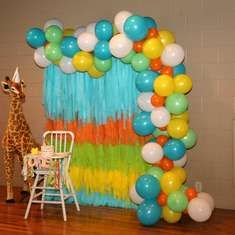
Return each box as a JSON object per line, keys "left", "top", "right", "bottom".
{"left": 0, "top": 186, "right": 234, "bottom": 235}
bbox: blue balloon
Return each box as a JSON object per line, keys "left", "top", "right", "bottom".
{"left": 144, "top": 16, "right": 158, "bottom": 29}
{"left": 95, "top": 19, "right": 113, "bottom": 41}
{"left": 173, "top": 64, "right": 186, "bottom": 76}
{"left": 136, "top": 71, "right": 159, "bottom": 92}
{"left": 137, "top": 200, "right": 162, "bottom": 226}
{"left": 26, "top": 28, "right": 46, "bottom": 48}
{"left": 136, "top": 174, "right": 161, "bottom": 199}
{"left": 94, "top": 41, "right": 112, "bottom": 60}
{"left": 61, "top": 36, "right": 80, "bottom": 58}
{"left": 124, "top": 15, "right": 148, "bottom": 41}
{"left": 132, "top": 112, "right": 155, "bottom": 136}
{"left": 163, "top": 139, "right": 186, "bottom": 160}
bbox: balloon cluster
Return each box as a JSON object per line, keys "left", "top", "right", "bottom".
{"left": 26, "top": 11, "right": 214, "bottom": 225}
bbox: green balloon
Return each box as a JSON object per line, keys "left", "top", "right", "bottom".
{"left": 147, "top": 167, "right": 164, "bottom": 181}
{"left": 181, "top": 128, "right": 197, "bottom": 149}
{"left": 147, "top": 137, "right": 156, "bottom": 143}
{"left": 166, "top": 93, "right": 188, "bottom": 115}
{"left": 45, "top": 25, "right": 63, "bottom": 43}
{"left": 121, "top": 50, "right": 136, "bottom": 64}
{"left": 112, "top": 24, "right": 118, "bottom": 35}
{"left": 94, "top": 57, "right": 112, "bottom": 72}
{"left": 45, "top": 43, "right": 62, "bottom": 62}
{"left": 153, "top": 128, "right": 169, "bottom": 137}
{"left": 167, "top": 190, "right": 188, "bottom": 213}
{"left": 131, "top": 53, "right": 150, "bottom": 72}
{"left": 179, "top": 184, "right": 189, "bottom": 193}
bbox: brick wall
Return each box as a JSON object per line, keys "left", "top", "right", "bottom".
{"left": 0, "top": 0, "right": 235, "bottom": 209}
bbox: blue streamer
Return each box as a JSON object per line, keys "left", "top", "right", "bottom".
{"left": 44, "top": 58, "right": 140, "bottom": 124}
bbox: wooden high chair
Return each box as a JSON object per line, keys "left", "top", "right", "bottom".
{"left": 24, "top": 131, "right": 80, "bottom": 221}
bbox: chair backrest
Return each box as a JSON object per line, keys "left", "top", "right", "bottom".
{"left": 42, "top": 131, "right": 75, "bottom": 154}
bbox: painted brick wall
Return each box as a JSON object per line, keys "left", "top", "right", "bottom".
{"left": 0, "top": 0, "right": 235, "bottom": 209}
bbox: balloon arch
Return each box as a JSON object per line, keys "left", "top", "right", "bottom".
{"left": 26, "top": 10, "right": 214, "bottom": 226}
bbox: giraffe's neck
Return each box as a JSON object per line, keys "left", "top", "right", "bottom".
{"left": 8, "top": 97, "right": 26, "bottom": 125}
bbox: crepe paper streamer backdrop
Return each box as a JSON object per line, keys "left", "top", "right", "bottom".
{"left": 44, "top": 58, "right": 139, "bottom": 124}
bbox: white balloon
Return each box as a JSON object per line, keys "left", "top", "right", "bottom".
{"left": 137, "top": 92, "right": 155, "bottom": 112}
{"left": 77, "top": 32, "right": 98, "bottom": 52}
{"left": 86, "top": 22, "right": 96, "bottom": 35}
{"left": 59, "top": 57, "right": 76, "bottom": 74}
{"left": 114, "top": 10, "right": 132, "bottom": 33}
{"left": 109, "top": 33, "right": 133, "bottom": 58}
{"left": 188, "top": 198, "right": 212, "bottom": 222}
{"left": 197, "top": 192, "right": 215, "bottom": 211}
{"left": 34, "top": 47, "right": 51, "bottom": 68}
{"left": 44, "top": 18, "right": 63, "bottom": 30}
{"left": 129, "top": 184, "right": 144, "bottom": 204}
{"left": 150, "top": 107, "right": 170, "bottom": 128}
{"left": 74, "top": 26, "right": 86, "bottom": 38}
{"left": 173, "top": 154, "right": 188, "bottom": 167}
{"left": 141, "top": 142, "right": 163, "bottom": 164}
{"left": 161, "top": 43, "right": 185, "bottom": 67}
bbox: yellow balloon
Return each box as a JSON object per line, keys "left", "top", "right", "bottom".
{"left": 143, "top": 38, "right": 164, "bottom": 59}
{"left": 162, "top": 206, "right": 182, "bottom": 223}
{"left": 170, "top": 167, "right": 187, "bottom": 184}
{"left": 63, "top": 28, "right": 75, "bottom": 36}
{"left": 72, "top": 51, "right": 93, "bottom": 72}
{"left": 171, "top": 111, "right": 189, "bottom": 122}
{"left": 88, "top": 65, "right": 104, "bottom": 78}
{"left": 167, "top": 119, "right": 189, "bottom": 139}
{"left": 174, "top": 74, "right": 192, "bottom": 94}
{"left": 154, "top": 74, "right": 174, "bottom": 97}
{"left": 160, "top": 172, "right": 181, "bottom": 194}
{"left": 159, "top": 30, "right": 175, "bottom": 46}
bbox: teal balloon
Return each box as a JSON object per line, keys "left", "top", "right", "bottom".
{"left": 124, "top": 15, "right": 148, "bottom": 41}
{"left": 94, "top": 41, "right": 111, "bottom": 60}
{"left": 45, "top": 25, "right": 63, "bottom": 43}
{"left": 166, "top": 93, "right": 188, "bottom": 115}
{"left": 144, "top": 16, "right": 158, "bottom": 29}
{"left": 132, "top": 112, "right": 155, "bottom": 136}
{"left": 95, "top": 19, "right": 113, "bottom": 41}
{"left": 137, "top": 200, "right": 162, "bottom": 226}
{"left": 173, "top": 64, "right": 186, "bottom": 76}
{"left": 153, "top": 128, "right": 169, "bottom": 137}
{"left": 147, "top": 167, "right": 164, "bottom": 181}
{"left": 26, "top": 27, "right": 46, "bottom": 48}
{"left": 136, "top": 70, "right": 159, "bottom": 92}
{"left": 167, "top": 191, "right": 188, "bottom": 213}
{"left": 136, "top": 174, "right": 160, "bottom": 199}
{"left": 61, "top": 36, "right": 79, "bottom": 58}
{"left": 131, "top": 53, "right": 150, "bottom": 72}
{"left": 181, "top": 128, "right": 197, "bottom": 149}
{"left": 163, "top": 139, "right": 186, "bottom": 160}
{"left": 45, "top": 43, "right": 63, "bottom": 62}
{"left": 121, "top": 50, "right": 136, "bottom": 64}
{"left": 94, "top": 57, "right": 112, "bottom": 72}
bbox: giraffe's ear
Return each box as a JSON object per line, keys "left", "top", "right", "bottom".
{"left": 1, "top": 81, "right": 10, "bottom": 93}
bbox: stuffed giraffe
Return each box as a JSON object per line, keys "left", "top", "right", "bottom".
{"left": 1, "top": 67, "right": 39, "bottom": 202}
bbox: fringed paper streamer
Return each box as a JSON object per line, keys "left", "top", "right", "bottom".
{"left": 46, "top": 117, "right": 149, "bottom": 145}
{"left": 44, "top": 58, "right": 139, "bottom": 124}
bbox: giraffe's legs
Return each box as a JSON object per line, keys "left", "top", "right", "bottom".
{"left": 3, "top": 150, "right": 15, "bottom": 202}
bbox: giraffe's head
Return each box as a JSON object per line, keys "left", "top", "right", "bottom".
{"left": 1, "top": 68, "right": 26, "bottom": 101}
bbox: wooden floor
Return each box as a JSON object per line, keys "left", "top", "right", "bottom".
{"left": 0, "top": 187, "right": 235, "bottom": 235}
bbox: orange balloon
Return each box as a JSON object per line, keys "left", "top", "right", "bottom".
{"left": 147, "top": 28, "right": 159, "bottom": 38}
{"left": 151, "top": 93, "right": 165, "bottom": 107}
{"left": 160, "top": 66, "right": 173, "bottom": 76}
{"left": 160, "top": 157, "right": 174, "bottom": 171}
{"left": 159, "top": 126, "right": 167, "bottom": 131}
{"left": 157, "top": 191, "right": 167, "bottom": 206}
{"left": 157, "top": 135, "right": 169, "bottom": 146}
{"left": 185, "top": 187, "right": 198, "bottom": 201}
{"left": 133, "top": 40, "right": 144, "bottom": 53}
{"left": 150, "top": 58, "right": 162, "bottom": 71}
